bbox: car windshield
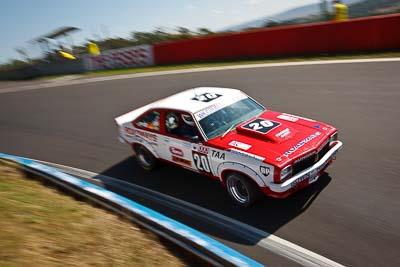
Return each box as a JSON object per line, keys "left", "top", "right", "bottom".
{"left": 198, "top": 97, "right": 265, "bottom": 140}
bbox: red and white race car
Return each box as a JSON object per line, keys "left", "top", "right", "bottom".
{"left": 115, "top": 87, "right": 343, "bottom": 206}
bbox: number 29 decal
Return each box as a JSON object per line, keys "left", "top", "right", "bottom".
{"left": 192, "top": 152, "right": 212, "bottom": 174}
{"left": 242, "top": 119, "right": 280, "bottom": 134}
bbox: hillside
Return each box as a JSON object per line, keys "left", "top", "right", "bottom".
{"left": 349, "top": 0, "right": 400, "bottom": 17}
{"left": 224, "top": 0, "right": 400, "bottom": 31}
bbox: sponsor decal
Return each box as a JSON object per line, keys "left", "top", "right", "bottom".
{"left": 277, "top": 114, "right": 299, "bottom": 122}
{"left": 275, "top": 128, "right": 291, "bottom": 138}
{"left": 192, "top": 152, "right": 212, "bottom": 173}
{"left": 228, "top": 140, "right": 252, "bottom": 150}
{"left": 194, "top": 93, "right": 248, "bottom": 120}
{"left": 277, "top": 132, "right": 321, "bottom": 161}
{"left": 125, "top": 127, "right": 136, "bottom": 135}
{"left": 196, "top": 145, "right": 209, "bottom": 154}
{"left": 86, "top": 45, "right": 153, "bottom": 71}
{"left": 228, "top": 149, "right": 265, "bottom": 161}
{"left": 283, "top": 113, "right": 315, "bottom": 122}
{"left": 125, "top": 127, "right": 158, "bottom": 143}
{"left": 260, "top": 166, "right": 270, "bottom": 176}
{"left": 211, "top": 150, "right": 225, "bottom": 160}
{"left": 191, "top": 93, "right": 222, "bottom": 102}
{"left": 172, "top": 156, "right": 192, "bottom": 167}
{"left": 291, "top": 174, "right": 310, "bottom": 188}
{"left": 169, "top": 147, "right": 184, "bottom": 157}
{"left": 195, "top": 102, "right": 223, "bottom": 120}
{"left": 242, "top": 119, "right": 280, "bottom": 134}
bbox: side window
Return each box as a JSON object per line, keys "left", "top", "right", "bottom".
{"left": 165, "top": 112, "right": 201, "bottom": 141}
{"left": 136, "top": 111, "right": 160, "bottom": 131}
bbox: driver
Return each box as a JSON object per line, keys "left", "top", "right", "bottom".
{"left": 166, "top": 112, "right": 200, "bottom": 140}
{"left": 180, "top": 114, "right": 200, "bottom": 139}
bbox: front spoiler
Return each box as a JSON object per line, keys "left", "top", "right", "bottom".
{"left": 268, "top": 141, "right": 343, "bottom": 194}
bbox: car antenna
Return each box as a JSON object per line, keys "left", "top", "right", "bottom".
{"left": 193, "top": 88, "right": 199, "bottom": 97}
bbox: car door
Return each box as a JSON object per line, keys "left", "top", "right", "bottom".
{"left": 157, "top": 110, "right": 202, "bottom": 171}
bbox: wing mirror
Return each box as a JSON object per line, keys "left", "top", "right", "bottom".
{"left": 188, "top": 135, "right": 200, "bottom": 142}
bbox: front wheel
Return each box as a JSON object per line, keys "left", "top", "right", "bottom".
{"left": 134, "top": 145, "right": 158, "bottom": 171}
{"left": 226, "top": 173, "right": 261, "bottom": 207}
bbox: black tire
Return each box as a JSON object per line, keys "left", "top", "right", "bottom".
{"left": 226, "top": 173, "right": 261, "bottom": 207}
{"left": 134, "top": 145, "right": 158, "bottom": 171}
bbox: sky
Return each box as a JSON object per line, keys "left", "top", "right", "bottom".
{"left": 0, "top": 0, "right": 320, "bottom": 64}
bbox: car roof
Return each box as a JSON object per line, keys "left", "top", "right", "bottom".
{"left": 115, "top": 87, "right": 247, "bottom": 125}
{"left": 155, "top": 87, "right": 245, "bottom": 113}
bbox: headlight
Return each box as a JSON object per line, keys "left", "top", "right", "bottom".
{"left": 280, "top": 165, "right": 292, "bottom": 181}
{"left": 330, "top": 132, "right": 338, "bottom": 143}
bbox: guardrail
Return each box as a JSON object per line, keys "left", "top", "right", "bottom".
{"left": 153, "top": 14, "right": 400, "bottom": 65}
{"left": 0, "top": 153, "right": 263, "bottom": 267}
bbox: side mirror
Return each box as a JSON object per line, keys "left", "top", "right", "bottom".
{"left": 188, "top": 135, "right": 200, "bottom": 142}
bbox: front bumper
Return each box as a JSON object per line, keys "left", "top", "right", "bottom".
{"left": 265, "top": 141, "right": 343, "bottom": 197}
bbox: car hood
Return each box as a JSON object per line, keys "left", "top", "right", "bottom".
{"left": 207, "top": 110, "right": 336, "bottom": 167}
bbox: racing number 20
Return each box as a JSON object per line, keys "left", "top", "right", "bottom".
{"left": 249, "top": 120, "right": 274, "bottom": 131}
{"left": 242, "top": 118, "right": 280, "bottom": 134}
{"left": 193, "top": 152, "right": 211, "bottom": 173}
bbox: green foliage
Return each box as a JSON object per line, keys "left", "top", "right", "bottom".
{"left": 81, "top": 27, "right": 215, "bottom": 52}
{"left": 0, "top": 60, "right": 29, "bottom": 71}
{"left": 197, "top": 28, "right": 214, "bottom": 35}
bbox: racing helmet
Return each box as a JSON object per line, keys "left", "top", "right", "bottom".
{"left": 166, "top": 113, "right": 179, "bottom": 130}
{"left": 181, "top": 114, "right": 195, "bottom": 126}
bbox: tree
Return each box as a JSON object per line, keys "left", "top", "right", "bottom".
{"left": 197, "top": 28, "right": 214, "bottom": 35}
{"left": 15, "top": 47, "right": 30, "bottom": 63}
{"left": 176, "top": 27, "right": 191, "bottom": 35}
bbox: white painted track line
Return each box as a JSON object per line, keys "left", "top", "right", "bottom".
{"left": 1, "top": 57, "right": 399, "bottom": 94}
{"left": 31, "top": 158, "right": 346, "bottom": 267}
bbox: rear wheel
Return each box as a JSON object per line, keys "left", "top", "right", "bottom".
{"left": 226, "top": 173, "right": 261, "bottom": 207}
{"left": 134, "top": 145, "right": 158, "bottom": 171}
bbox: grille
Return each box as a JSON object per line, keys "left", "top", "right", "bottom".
{"left": 317, "top": 141, "right": 330, "bottom": 162}
{"left": 292, "top": 140, "right": 330, "bottom": 176}
{"left": 293, "top": 153, "right": 315, "bottom": 176}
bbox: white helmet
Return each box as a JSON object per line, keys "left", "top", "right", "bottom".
{"left": 166, "top": 113, "right": 179, "bottom": 129}
{"left": 182, "top": 114, "right": 195, "bottom": 126}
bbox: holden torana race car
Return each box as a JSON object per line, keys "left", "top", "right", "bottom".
{"left": 115, "top": 87, "right": 343, "bottom": 206}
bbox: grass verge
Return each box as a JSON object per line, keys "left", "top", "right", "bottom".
{"left": 0, "top": 161, "right": 198, "bottom": 267}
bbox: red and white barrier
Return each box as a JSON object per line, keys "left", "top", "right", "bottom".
{"left": 84, "top": 45, "right": 154, "bottom": 71}
{"left": 83, "top": 14, "right": 400, "bottom": 71}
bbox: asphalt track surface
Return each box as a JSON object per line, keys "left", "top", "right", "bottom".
{"left": 1, "top": 61, "right": 399, "bottom": 266}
